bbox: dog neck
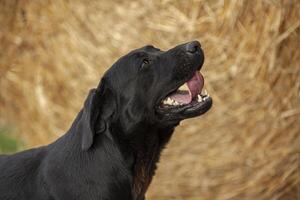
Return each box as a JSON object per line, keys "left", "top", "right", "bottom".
{"left": 112, "top": 124, "right": 175, "bottom": 200}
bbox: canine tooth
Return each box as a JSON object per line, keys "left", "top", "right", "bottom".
{"left": 178, "top": 83, "right": 189, "bottom": 91}
{"left": 197, "top": 94, "right": 202, "bottom": 102}
{"left": 201, "top": 89, "right": 208, "bottom": 96}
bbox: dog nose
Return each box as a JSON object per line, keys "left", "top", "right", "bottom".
{"left": 185, "top": 41, "right": 201, "bottom": 53}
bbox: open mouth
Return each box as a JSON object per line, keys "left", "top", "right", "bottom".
{"left": 157, "top": 70, "right": 212, "bottom": 119}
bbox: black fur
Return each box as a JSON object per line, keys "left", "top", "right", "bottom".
{"left": 0, "top": 41, "right": 208, "bottom": 200}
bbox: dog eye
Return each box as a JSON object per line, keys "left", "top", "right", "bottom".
{"left": 141, "top": 59, "right": 150, "bottom": 69}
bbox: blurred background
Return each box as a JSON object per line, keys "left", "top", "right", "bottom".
{"left": 0, "top": 0, "right": 299, "bottom": 199}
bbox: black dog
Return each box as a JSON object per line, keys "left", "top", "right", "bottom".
{"left": 0, "top": 41, "right": 212, "bottom": 200}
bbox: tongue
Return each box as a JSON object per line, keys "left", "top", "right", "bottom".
{"left": 168, "top": 71, "right": 204, "bottom": 104}
{"left": 187, "top": 71, "right": 204, "bottom": 99}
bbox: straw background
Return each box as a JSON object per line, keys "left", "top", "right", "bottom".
{"left": 0, "top": 0, "right": 299, "bottom": 199}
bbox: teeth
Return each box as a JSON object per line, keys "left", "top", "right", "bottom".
{"left": 203, "top": 96, "right": 209, "bottom": 101}
{"left": 162, "top": 88, "right": 210, "bottom": 106}
{"left": 178, "top": 83, "right": 189, "bottom": 91}
{"left": 197, "top": 94, "right": 203, "bottom": 102}
{"left": 163, "top": 97, "right": 180, "bottom": 106}
{"left": 201, "top": 89, "right": 208, "bottom": 96}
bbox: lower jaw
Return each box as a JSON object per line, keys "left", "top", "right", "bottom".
{"left": 156, "top": 96, "right": 212, "bottom": 120}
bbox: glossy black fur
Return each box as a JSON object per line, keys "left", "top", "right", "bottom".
{"left": 0, "top": 41, "right": 205, "bottom": 200}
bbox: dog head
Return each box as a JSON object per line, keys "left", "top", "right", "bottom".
{"left": 80, "top": 41, "right": 212, "bottom": 150}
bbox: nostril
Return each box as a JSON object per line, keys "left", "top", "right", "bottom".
{"left": 186, "top": 41, "right": 201, "bottom": 53}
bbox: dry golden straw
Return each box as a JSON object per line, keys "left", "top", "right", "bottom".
{"left": 0, "top": 0, "right": 299, "bottom": 199}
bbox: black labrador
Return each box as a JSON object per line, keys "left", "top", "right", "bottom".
{"left": 0, "top": 41, "right": 212, "bottom": 200}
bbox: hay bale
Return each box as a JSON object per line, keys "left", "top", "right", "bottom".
{"left": 0, "top": 0, "right": 299, "bottom": 199}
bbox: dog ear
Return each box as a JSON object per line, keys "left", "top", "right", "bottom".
{"left": 81, "top": 89, "right": 100, "bottom": 150}
{"left": 81, "top": 79, "right": 112, "bottom": 150}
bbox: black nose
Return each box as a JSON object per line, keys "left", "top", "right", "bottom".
{"left": 185, "top": 41, "right": 201, "bottom": 53}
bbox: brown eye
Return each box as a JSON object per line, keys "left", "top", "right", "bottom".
{"left": 141, "top": 59, "right": 150, "bottom": 69}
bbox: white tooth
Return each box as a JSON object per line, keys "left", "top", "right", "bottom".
{"left": 201, "top": 89, "right": 208, "bottom": 96}
{"left": 198, "top": 95, "right": 202, "bottom": 102}
{"left": 167, "top": 98, "right": 172, "bottom": 105}
{"left": 178, "top": 83, "right": 189, "bottom": 91}
{"left": 174, "top": 101, "right": 179, "bottom": 106}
